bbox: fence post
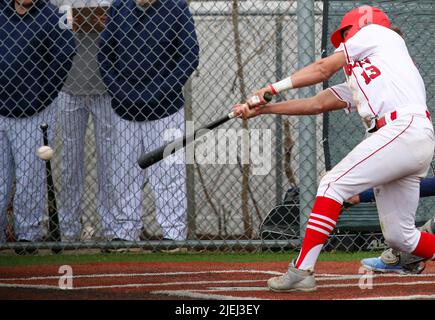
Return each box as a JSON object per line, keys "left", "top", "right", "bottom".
{"left": 184, "top": 78, "right": 196, "bottom": 239}
{"left": 297, "top": 0, "right": 317, "bottom": 238}
{"left": 275, "top": 16, "right": 284, "bottom": 205}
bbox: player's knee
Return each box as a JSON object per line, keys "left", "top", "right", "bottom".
{"left": 316, "top": 176, "right": 346, "bottom": 204}
{"left": 383, "top": 226, "right": 420, "bottom": 253}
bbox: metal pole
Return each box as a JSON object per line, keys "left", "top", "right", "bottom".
{"left": 184, "top": 78, "right": 196, "bottom": 239}
{"left": 275, "top": 17, "right": 284, "bottom": 205}
{"left": 297, "top": 0, "right": 317, "bottom": 238}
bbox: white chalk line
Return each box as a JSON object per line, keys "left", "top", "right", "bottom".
{"left": 152, "top": 290, "right": 435, "bottom": 301}
{"left": 0, "top": 269, "right": 435, "bottom": 281}
{"left": 1, "top": 269, "right": 435, "bottom": 301}
{"left": 318, "top": 273, "right": 435, "bottom": 279}
{"left": 152, "top": 280, "right": 435, "bottom": 301}
{"left": 2, "top": 277, "right": 435, "bottom": 292}
{"left": 0, "top": 279, "right": 267, "bottom": 291}
{"left": 200, "top": 280, "right": 435, "bottom": 291}
{"left": 1, "top": 270, "right": 434, "bottom": 286}
{"left": 2, "top": 270, "right": 434, "bottom": 283}
{"left": 345, "top": 294, "right": 435, "bottom": 300}
{"left": 321, "top": 280, "right": 435, "bottom": 288}
{"left": 150, "top": 290, "right": 265, "bottom": 301}
{"left": 151, "top": 282, "right": 435, "bottom": 301}
{"left": 0, "top": 269, "right": 281, "bottom": 282}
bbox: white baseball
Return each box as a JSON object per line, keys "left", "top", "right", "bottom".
{"left": 37, "top": 146, "right": 54, "bottom": 161}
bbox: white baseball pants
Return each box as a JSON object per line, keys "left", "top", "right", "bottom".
{"left": 0, "top": 106, "right": 56, "bottom": 242}
{"left": 110, "top": 108, "right": 187, "bottom": 241}
{"left": 318, "top": 113, "right": 434, "bottom": 253}
{"left": 57, "top": 91, "right": 115, "bottom": 241}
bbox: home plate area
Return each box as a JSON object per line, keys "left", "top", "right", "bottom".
{"left": 0, "top": 261, "right": 434, "bottom": 300}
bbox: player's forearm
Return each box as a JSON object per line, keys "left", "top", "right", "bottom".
{"left": 258, "top": 98, "right": 321, "bottom": 116}
{"left": 258, "top": 89, "right": 347, "bottom": 116}
{"left": 267, "top": 65, "right": 326, "bottom": 95}
{"left": 268, "top": 53, "right": 347, "bottom": 94}
{"left": 291, "top": 60, "right": 334, "bottom": 88}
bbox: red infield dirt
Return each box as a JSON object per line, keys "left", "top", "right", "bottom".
{"left": 0, "top": 261, "right": 434, "bottom": 300}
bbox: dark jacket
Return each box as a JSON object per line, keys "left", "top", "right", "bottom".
{"left": 98, "top": 0, "right": 199, "bottom": 121}
{"left": 0, "top": 0, "right": 76, "bottom": 118}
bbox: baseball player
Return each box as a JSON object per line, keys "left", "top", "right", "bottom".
{"left": 345, "top": 177, "right": 435, "bottom": 274}
{"left": 234, "top": 6, "right": 435, "bottom": 292}
{"left": 0, "top": 0, "right": 75, "bottom": 252}
{"left": 57, "top": 1, "right": 115, "bottom": 242}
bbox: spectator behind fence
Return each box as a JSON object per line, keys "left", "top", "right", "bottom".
{"left": 0, "top": 0, "right": 75, "bottom": 253}
{"left": 98, "top": 0, "right": 199, "bottom": 242}
{"left": 58, "top": 1, "right": 116, "bottom": 242}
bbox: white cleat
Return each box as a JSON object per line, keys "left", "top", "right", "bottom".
{"left": 267, "top": 264, "right": 317, "bottom": 293}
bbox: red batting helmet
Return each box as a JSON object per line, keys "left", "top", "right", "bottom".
{"left": 330, "top": 6, "right": 391, "bottom": 48}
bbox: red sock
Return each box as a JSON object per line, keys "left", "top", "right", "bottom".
{"left": 295, "top": 196, "right": 342, "bottom": 270}
{"left": 412, "top": 232, "right": 435, "bottom": 261}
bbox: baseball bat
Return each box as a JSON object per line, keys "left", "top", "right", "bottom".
{"left": 40, "top": 123, "right": 61, "bottom": 244}
{"left": 137, "top": 92, "right": 273, "bottom": 169}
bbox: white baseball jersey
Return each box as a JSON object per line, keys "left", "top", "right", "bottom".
{"left": 297, "top": 21, "right": 435, "bottom": 272}
{"left": 316, "top": 25, "right": 435, "bottom": 264}
{"left": 329, "top": 24, "right": 428, "bottom": 123}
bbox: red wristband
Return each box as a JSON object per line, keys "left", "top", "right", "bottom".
{"left": 269, "top": 84, "right": 278, "bottom": 95}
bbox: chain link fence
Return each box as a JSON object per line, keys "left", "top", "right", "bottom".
{"left": 0, "top": 0, "right": 433, "bottom": 254}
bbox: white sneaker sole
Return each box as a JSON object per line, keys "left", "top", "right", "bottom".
{"left": 268, "top": 286, "right": 317, "bottom": 293}
{"left": 361, "top": 264, "right": 406, "bottom": 275}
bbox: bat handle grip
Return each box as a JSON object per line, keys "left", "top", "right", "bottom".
{"left": 228, "top": 111, "right": 237, "bottom": 119}
{"left": 232, "top": 92, "right": 273, "bottom": 118}
{"left": 263, "top": 92, "right": 273, "bottom": 103}
{"left": 246, "top": 92, "right": 273, "bottom": 107}
{"left": 40, "top": 123, "right": 49, "bottom": 146}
